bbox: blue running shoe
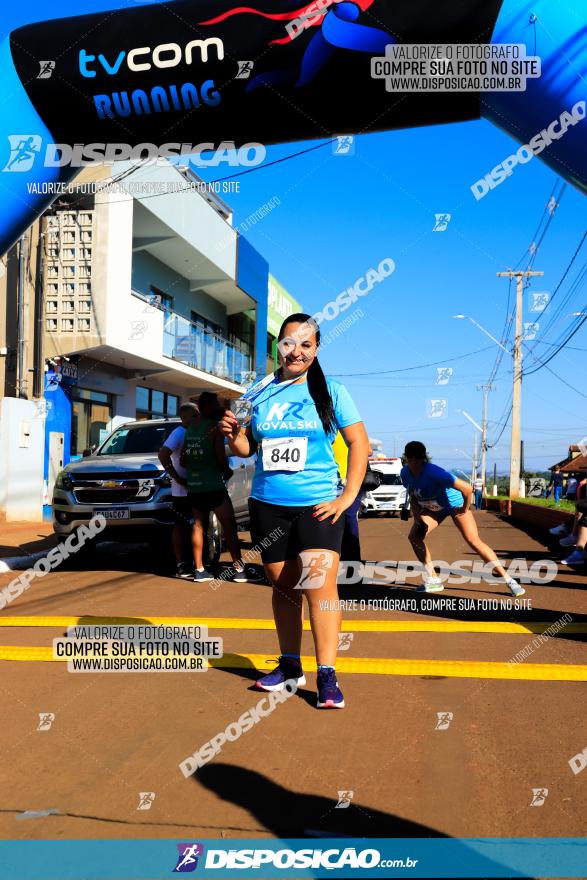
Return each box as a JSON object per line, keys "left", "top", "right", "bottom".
{"left": 255, "top": 656, "right": 306, "bottom": 692}
{"left": 193, "top": 568, "right": 214, "bottom": 583}
{"left": 317, "top": 668, "right": 345, "bottom": 709}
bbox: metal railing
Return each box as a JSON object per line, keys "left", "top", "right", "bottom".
{"left": 162, "top": 310, "right": 252, "bottom": 385}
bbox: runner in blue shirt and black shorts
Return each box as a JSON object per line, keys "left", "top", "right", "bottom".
{"left": 219, "top": 313, "right": 369, "bottom": 709}
{"left": 401, "top": 440, "right": 525, "bottom": 596}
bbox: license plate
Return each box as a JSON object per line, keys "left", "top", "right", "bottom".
{"left": 379, "top": 502, "right": 398, "bottom": 509}
{"left": 94, "top": 508, "right": 130, "bottom": 520}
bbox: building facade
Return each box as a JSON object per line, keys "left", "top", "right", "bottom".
{"left": 1, "top": 159, "right": 270, "bottom": 517}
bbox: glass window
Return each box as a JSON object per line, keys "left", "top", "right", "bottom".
{"left": 99, "top": 422, "right": 176, "bottom": 455}
{"left": 73, "top": 388, "right": 110, "bottom": 404}
{"left": 151, "top": 390, "right": 164, "bottom": 414}
{"left": 136, "top": 386, "right": 179, "bottom": 419}
{"left": 191, "top": 310, "right": 222, "bottom": 336}
{"left": 71, "top": 399, "right": 112, "bottom": 456}
{"left": 375, "top": 472, "right": 403, "bottom": 486}
{"left": 151, "top": 287, "right": 173, "bottom": 315}
{"left": 136, "top": 386, "right": 149, "bottom": 411}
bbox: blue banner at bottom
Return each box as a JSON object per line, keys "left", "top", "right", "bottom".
{"left": 0, "top": 838, "right": 585, "bottom": 879}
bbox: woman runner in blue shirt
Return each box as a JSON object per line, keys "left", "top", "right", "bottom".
{"left": 219, "top": 314, "right": 369, "bottom": 709}
{"left": 401, "top": 440, "right": 525, "bottom": 596}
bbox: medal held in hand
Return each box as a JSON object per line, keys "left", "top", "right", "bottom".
{"left": 230, "top": 397, "right": 253, "bottom": 428}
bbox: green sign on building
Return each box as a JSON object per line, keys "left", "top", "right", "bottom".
{"left": 267, "top": 274, "right": 302, "bottom": 338}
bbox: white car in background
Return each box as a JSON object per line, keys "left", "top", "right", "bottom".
{"left": 361, "top": 457, "right": 408, "bottom": 516}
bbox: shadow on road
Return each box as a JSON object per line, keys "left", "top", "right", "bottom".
{"left": 212, "top": 655, "right": 319, "bottom": 706}
{"left": 195, "top": 761, "right": 448, "bottom": 838}
{"left": 194, "top": 765, "right": 537, "bottom": 876}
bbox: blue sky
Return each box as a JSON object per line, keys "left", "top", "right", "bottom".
{"left": 4, "top": 0, "right": 587, "bottom": 474}
{"left": 204, "top": 126, "right": 586, "bottom": 474}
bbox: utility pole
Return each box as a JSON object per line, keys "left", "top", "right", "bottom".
{"left": 497, "top": 269, "right": 543, "bottom": 499}
{"left": 476, "top": 382, "right": 494, "bottom": 491}
{"left": 472, "top": 432, "right": 478, "bottom": 482}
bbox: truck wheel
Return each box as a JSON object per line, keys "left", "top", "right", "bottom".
{"left": 206, "top": 513, "right": 223, "bottom": 567}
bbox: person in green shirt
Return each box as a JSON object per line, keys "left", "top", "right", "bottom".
{"left": 183, "top": 392, "right": 253, "bottom": 583}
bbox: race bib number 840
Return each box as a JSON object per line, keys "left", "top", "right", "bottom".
{"left": 262, "top": 437, "right": 308, "bottom": 472}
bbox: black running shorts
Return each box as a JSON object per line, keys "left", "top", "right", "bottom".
{"left": 249, "top": 497, "right": 345, "bottom": 563}
{"left": 188, "top": 489, "right": 229, "bottom": 514}
{"left": 172, "top": 495, "right": 192, "bottom": 524}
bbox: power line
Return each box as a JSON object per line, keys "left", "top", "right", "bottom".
{"left": 331, "top": 345, "right": 495, "bottom": 377}
{"left": 525, "top": 229, "right": 587, "bottom": 349}
{"left": 487, "top": 284, "right": 513, "bottom": 385}
{"left": 61, "top": 141, "right": 336, "bottom": 208}
{"left": 198, "top": 140, "right": 334, "bottom": 183}
{"left": 514, "top": 179, "right": 566, "bottom": 272}
{"left": 488, "top": 408, "right": 512, "bottom": 448}
{"left": 524, "top": 307, "right": 587, "bottom": 376}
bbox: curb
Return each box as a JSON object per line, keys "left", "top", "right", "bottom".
{"left": 0, "top": 551, "right": 48, "bottom": 573}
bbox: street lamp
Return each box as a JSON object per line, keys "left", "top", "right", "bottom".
{"left": 456, "top": 409, "right": 482, "bottom": 481}
{"left": 451, "top": 315, "right": 509, "bottom": 353}
{"left": 457, "top": 408, "right": 483, "bottom": 433}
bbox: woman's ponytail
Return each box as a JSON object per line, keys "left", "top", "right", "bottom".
{"left": 307, "top": 357, "right": 337, "bottom": 435}
{"left": 277, "top": 312, "right": 337, "bottom": 435}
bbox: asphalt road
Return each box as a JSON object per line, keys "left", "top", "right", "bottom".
{"left": 0, "top": 510, "right": 585, "bottom": 844}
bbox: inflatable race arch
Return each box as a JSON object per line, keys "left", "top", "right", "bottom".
{"left": 0, "top": 0, "right": 585, "bottom": 253}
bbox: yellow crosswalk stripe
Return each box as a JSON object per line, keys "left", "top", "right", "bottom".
{"left": 0, "top": 646, "right": 586, "bottom": 680}
{"left": 0, "top": 616, "right": 584, "bottom": 634}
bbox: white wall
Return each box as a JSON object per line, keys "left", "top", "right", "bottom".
{"left": 95, "top": 187, "right": 134, "bottom": 348}
{"left": 0, "top": 397, "right": 45, "bottom": 522}
{"left": 116, "top": 160, "right": 237, "bottom": 279}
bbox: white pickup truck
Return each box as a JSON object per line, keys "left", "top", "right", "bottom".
{"left": 361, "top": 457, "right": 408, "bottom": 516}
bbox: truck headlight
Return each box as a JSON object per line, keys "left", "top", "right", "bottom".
{"left": 55, "top": 469, "right": 73, "bottom": 491}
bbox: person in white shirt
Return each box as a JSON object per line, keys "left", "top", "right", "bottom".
{"left": 158, "top": 402, "right": 198, "bottom": 578}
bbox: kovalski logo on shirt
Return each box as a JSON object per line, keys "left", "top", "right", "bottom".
{"left": 260, "top": 401, "right": 317, "bottom": 432}
{"left": 266, "top": 402, "right": 289, "bottom": 422}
